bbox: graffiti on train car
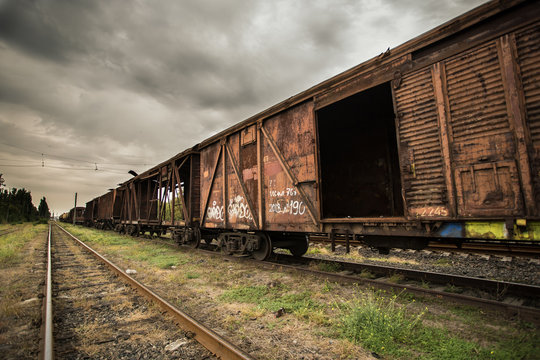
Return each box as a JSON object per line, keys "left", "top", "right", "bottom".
{"left": 268, "top": 183, "right": 306, "bottom": 216}
{"left": 207, "top": 201, "right": 224, "bottom": 221}
{"left": 227, "top": 195, "right": 253, "bottom": 221}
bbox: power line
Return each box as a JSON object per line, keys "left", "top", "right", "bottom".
{"left": 0, "top": 163, "right": 129, "bottom": 175}
{"left": 0, "top": 141, "right": 150, "bottom": 167}
{"left": 0, "top": 164, "right": 41, "bottom": 168}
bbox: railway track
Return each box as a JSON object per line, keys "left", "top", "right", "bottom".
{"left": 267, "top": 253, "right": 540, "bottom": 321}
{"left": 41, "top": 223, "right": 253, "bottom": 359}
{"left": 308, "top": 235, "right": 540, "bottom": 258}
{"left": 128, "top": 233, "right": 540, "bottom": 325}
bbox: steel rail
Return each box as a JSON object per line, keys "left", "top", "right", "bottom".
{"left": 54, "top": 223, "right": 253, "bottom": 360}
{"left": 40, "top": 223, "right": 54, "bottom": 360}
{"left": 309, "top": 235, "right": 540, "bottom": 257}
{"left": 265, "top": 254, "right": 540, "bottom": 324}
{"left": 263, "top": 259, "right": 540, "bottom": 325}
{"left": 273, "top": 254, "right": 540, "bottom": 299}
{"left": 160, "top": 241, "right": 540, "bottom": 324}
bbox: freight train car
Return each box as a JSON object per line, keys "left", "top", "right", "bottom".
{"left": 194, "top": 0, "right": 540, "bottom": 256}
{"left": 85, "top": 0, "right": 539, "bottom": 258}
{"left": 114, "top": 147, "right": 201, "bottom": 243}
{"left": 85, "top": 189, "right": 123, "bottom": 229}
{"left": 60, "top": 207, "right": 85, "bottom": 225}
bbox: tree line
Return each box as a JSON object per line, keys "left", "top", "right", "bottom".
{"left": 0, "top": 188, "right": 50, "bottom": 223}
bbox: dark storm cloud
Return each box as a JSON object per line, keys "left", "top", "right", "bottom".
{"left": 0, "top": 0, "right": 99, "bottom": 61}
{"left": 0, "top": 0, "right": 488, "bottom": 213}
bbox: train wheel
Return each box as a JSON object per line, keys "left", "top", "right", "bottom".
{"left": 289, "top": 236, "right": 309, "bottom": 257}
{"left": 252, "top": 233, "right": 272, "bottom": 261}
{"left": 187, "top": 228, "right": 200, "bottom": 248}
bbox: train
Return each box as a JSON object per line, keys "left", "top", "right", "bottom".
{"left": 77, "top": 0, "right": 539, "bottom": 259}
{"left": 59, "top": 207, "right": 85, "bottom": 225}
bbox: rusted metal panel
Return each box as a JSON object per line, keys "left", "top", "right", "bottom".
{"left": 199, "top": 101, "right": 319, "bottom": 232}
{"left": 445, "top": 40, "right": 524, "bottom": 217}
{"left": 314, "top": 55, "right": 411, "bottom": 110}
{"left": 498, "top": 33, "right": 537, "bottom": 215}
{"left": 190, "top": 154, "right": 201, "bottom": 221}
{"left": 395, "top": 67, "right": 449, "bottom": 218}
{"left": 201, "top": 143, "right": 225, "bottom": 228}
{"left": 113, "top": 189, "right": 123, "bottom": 220}
{"left": 261, "top": 101, "right": 319, "bottom": 231}
{"left": 515, "top": 21, "right": 540, "bottom": 215}
{"left": 432, "top": 62, "right": 457, "bottom": 217}
{"left": 225, "top": 135, "right": 258, "bottom": 229}
{"left": 84, "top": 200, "right": 95, "bottom": 222}
{"left": 97, "top": 191, "right": 114, "bottom": 220}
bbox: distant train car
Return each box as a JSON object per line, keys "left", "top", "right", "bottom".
{"left": 84, "top": 190, "right": 123, "bottom": 229}
{"left": 60, "top": 207, "right": 85, "bottom": 224}
{"left": 84, "top": 0, "right": 540, "bottom": 258}
{"left": 114, "top": 147, "right": 200, "bottom": 240}
{"left": 59, "top": 212, "right": 70, "bottom": 223}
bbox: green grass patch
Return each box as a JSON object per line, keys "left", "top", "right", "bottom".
{"left": 61, "top": 224, "right": 187, "bottom": 269}
{"left": 0, "top": 223, "right": 46, "bottom": 267}
{"left": 359, "top": 269, "right": 376, "bottom": 279}
{"left": 307, "top": 247, "right": 322, "bottom": 254}
{"left": 388, "top": 273, "right": 405, "bottom": 283}
{"left": 444, "top": 283, "right": 464, "bottom": 294}
{"left": 336, "top": 292, "right": 540, "bottom": 359}
{"left": 337, "top": 292, "right": 424, "bottom": 357}
{"left": 219, "top": 284, "right": 321, "bottom": 314}
{"left": 316, "top": 261, "right": 341, "bottom": 272}
{"left": 186, "top": 272, "right": 200, "bottom": 279}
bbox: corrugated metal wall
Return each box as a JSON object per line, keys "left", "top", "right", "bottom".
{"left": 394, "top": 68, "right": 448, "bottom": 217}
{"left": 515, "top": 22, "right": 540, "bottom": 211}
{"left": 394, "top": 26, "right": 540, "bottom": 219}
{"left": 445, "top": 40, "right": 524, "bottom": 217}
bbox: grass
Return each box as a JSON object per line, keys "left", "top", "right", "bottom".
{"left": 444, "top": 283, "right": 464, "bottom": 294}
{"left": 388, "top": 273, "right": 405, "bottom": 284}
{"left": 315, "top": 261, "right": 342, "bottom": 272}
{"left": 337, "top": 292, "right": 424, "bottom": 357}
{"left": 0, "top": 223, "right": 47, "bottom": 267}
{"left": 186, "top": 272, "right": 200, "bottom": 279}
{"left": 219, "top": 284, "right": 322, "bottom": 315}
{"left": 59, "top": 224, "right": 540, "bottom": 359}
{"left": 61, "top": 224, "right": 188, "bottom": 269}
{"left": 336, "top": 291, "right": 539, "bottom": 359}
{"left": 359, "top": 269, "right": 376, "bottom": 279}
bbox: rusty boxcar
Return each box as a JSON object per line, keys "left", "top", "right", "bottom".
{"left": 86, "top": 0, "right": 540, "bottom": 258}
{"left": 195, "top": 0, "right": 540, "bottom": 257}
{"left": 60, "top": 207, "right": 85, "bottom": 225}
{"left": 85, "top": 190, "right": 123, "bottom": 229}
{"left": 112, "top": 147, "right": 201, "bottom": 242}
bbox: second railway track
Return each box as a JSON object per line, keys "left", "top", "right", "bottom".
{"left": 126, "top": 233, "right": 540, "bottom": 325}
{"left": 44, "top": 223, "right": 252, "bottom": 359}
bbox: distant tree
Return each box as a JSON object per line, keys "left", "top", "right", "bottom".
{"left": 0, "top": 187, "right": 39, "bottom": 223}
{"left": 38, "top": 197, "right": 51, "bottom": 219}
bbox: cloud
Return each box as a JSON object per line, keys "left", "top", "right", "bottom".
{"left": 0, "top": 0, "right": 488, "bottom": 213}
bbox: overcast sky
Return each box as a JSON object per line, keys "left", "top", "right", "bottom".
{"left": 0, "top": 0, "right": 487, "bottom": 215}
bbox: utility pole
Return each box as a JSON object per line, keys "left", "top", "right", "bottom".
{"left": 73, "top": 192, "right": 77, "bottom": 225}
{"left": 0, "top": 174, "right": 7, "bottom": 223}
